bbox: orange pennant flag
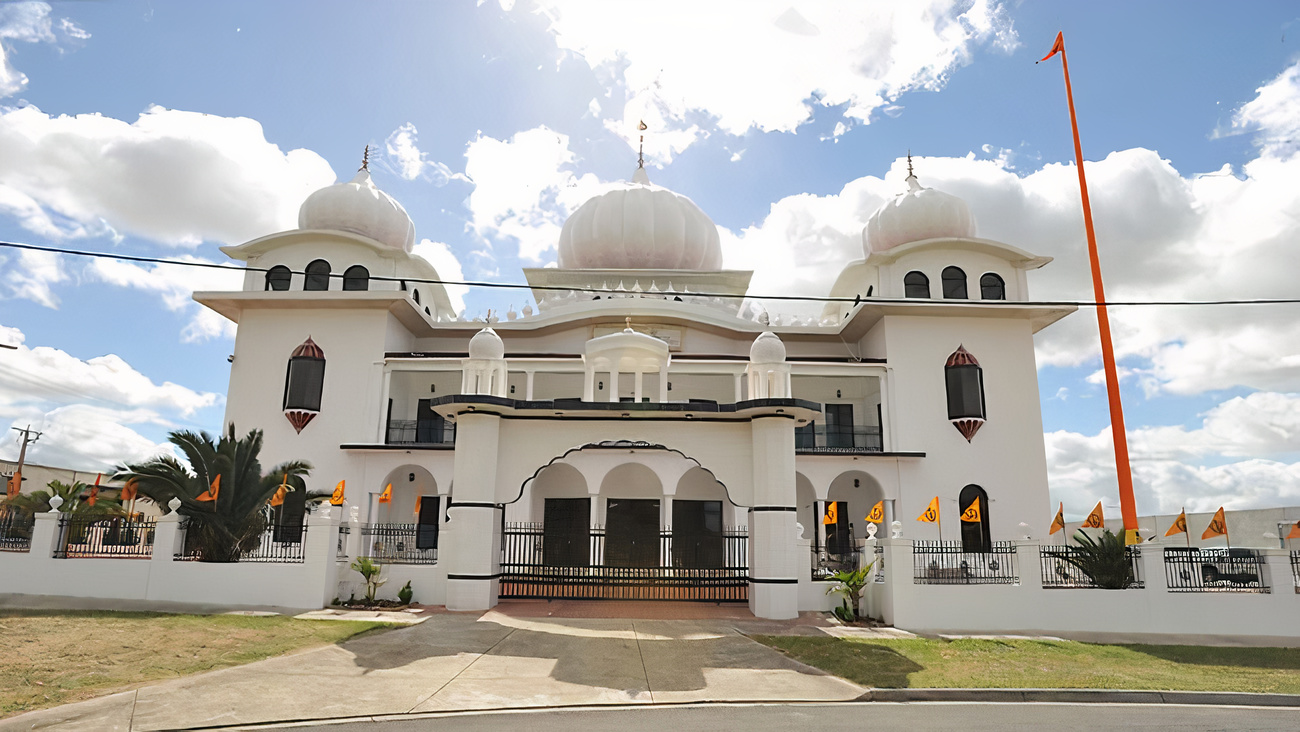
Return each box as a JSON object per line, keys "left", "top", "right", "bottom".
{"left": 822, "top": 502, "right": 838, "bottom": 525}
{"left": 960, "top": 498, "right": 981, "bottom": 523}
{"left": 865, "top": 500, "right": 885, "bottom": 524}
{"left": 119, "top": 478, "right": 138, "bottom": 503}
{"left": 196, "top": 474, "right": 220, "bottom": 502}
{"left": 1287, "top": 520, "right": 1300, "bottom": 540}
{"left": 1165, "top": 509, "right": 1187, "bottom": 537}
{"left": 1081, "top": 501, "right": 1104, "bottom": 529}
{"left": 378, "top": 483, "right": 392, "bottom": 504}
{"left": 917, "top": 497, "right": 940, "bottom": 524}
{"left": 1049, "top": 503, "right": 1066, "bottom": 535}
{"left": 7, "top": 470, "right": 21, "bottom": 498}
{"left": 1201, "top": 507, "right": 1227, "bottom": 541}
{"left": 329, "top": 480, "right": 346, "bottom": 506}
{"left": 414, "top": 493, "right": 424, "bottom": 517}
{"left": 1037, "top": 31, "right": 1064, "bottom": 63}
{"left": 270, "top": 474, "right": 288, "bottom": 507}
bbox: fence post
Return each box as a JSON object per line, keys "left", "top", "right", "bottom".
{"left": 31, "top": 510, "right": 62, "bottom": 558}
{"left": 151, "top": 513, "right": 182, "bottom": 564}
{"left": 1141, "top": 547, "right": 1168, "bottom": 592}
{"left": 305, "top": 510, "right": 340, "bottom": 608}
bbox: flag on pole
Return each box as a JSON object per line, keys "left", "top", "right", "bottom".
{"left": 378, "top": 483, "right": 392, "bottom": 504}
{"left": 960, "top": 498, "right": 981, "bottom": 523}
{"left": 1081, "top": 501, "right": 1104, "bottom": 529}
{"left": 1287, "top": 520, "right": 1300, "bottom": 540}
{"left": 88, "top": 473, "right": 101, "bottom": 506}
{"left": 119, "top": 478, "right": 138, "bottom": 503}
{"left": 917, "top": 497, "right": 940, "bottom": 524}
{"left": 1165, "top": 509, "right": 1188, "bottom": 537}
{"left": 1037, "top": 31, "right": 1064, "bottom": 63}
{"left": 1049, "top": 503, "right": 1066, "bottom": 535}
{"left": 270, "top": 474, "right": 288, "bottom": 507}
{"left": 330, "top": 480, "right": 346, "bottom": 506}
{"left": 822, "top": 502, "right": 838, "bottom": 525}
{"left": 1201, "top": 507, "right": 1228, "bottom": 541}
{"left": 865, "top": 500, "right": 885, "bottom": 524}
{"left": 196, "top": 474, "right": 220, "bottom": 502}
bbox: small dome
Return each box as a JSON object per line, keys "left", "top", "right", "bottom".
{"left": 298, "top": 169, "right": 416, "bottom": 252}
{"left": 291, "top": 336, "right": 324, "bottom": 359}
{"left": 864, "top": 173, "right": 975, "bottom": 255}
{"left": 946, "top": 344, "right": 980, "bottom": 368}
{"left": 557, "top": 167, "right": 722, "bottom": 270}
{"left": 749, "top": 331, "right": 786, "bottom": 364}
{"left": 468, "top": 328, "right": 505, "bottom": 360}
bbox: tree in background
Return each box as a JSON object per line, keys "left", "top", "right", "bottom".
{"left": 2, "top": 480, "right": 126, "bottom": 517}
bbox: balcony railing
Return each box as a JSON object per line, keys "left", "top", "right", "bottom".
{"left": 359, "top": 523, "right": 438, "bottom": 564}
{"left": 1164, "top": 547, "right": 1269, "bottom": 593}
{"left": 385, "top": 420, "right": 456, "bottom": 446}
{"left": 811, "top": 546, "right": 871, "bottom": 581}
{"left": 1040, "top": 544, "right": 1144, "bottom": 589}
{"left": 795, "top": 425, "right": 882, "bottom": 453}
{"left": 0, "top": 508, "right": 35, "bottom": 553}
{"left": 913, "top": 540, "right": 1018, "bottom": 585}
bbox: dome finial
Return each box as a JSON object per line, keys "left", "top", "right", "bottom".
{"left": 905, "top": 150, "right": 922, "bottom": 192}
{"left": 625, "top": 316, "right": 633, "bottom": 332}
{"left": 360, "top": 144, "right": 371, "bottom": 172}
{"left": 637, "top": 119, "right": 648, "bottom": 169}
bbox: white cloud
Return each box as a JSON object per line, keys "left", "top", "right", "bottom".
{"left": 85, "top": 256, "right": 243, "bottom": 342}
{"left": 1222, "top": 62, "right": 1300, "bottom": 159}
{"left": 0, "top": 104, "right": 335, "bottom": 246}
{"left": 383, "top": 122, "right": 467, "bottom": 185}
{"left": 0, "top": 2, "right": 89, "bottom": 98}
{"left": 0, "top": 246, "right": 66, "bottom": 307}
{"left": 411, "top": 238, "right": 469, "bottom": 314}
{"left": 0, "top": 404, "right": 176, "bottom": 473}
{"left": 521, "top": 0, "right": 1018, "bottom": 161}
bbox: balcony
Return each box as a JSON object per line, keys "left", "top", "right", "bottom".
{"left": 795, "top": 425, "right": 882, "bottom": 454}
{"left": 385, "top": 420, "right": 456, "bottom": 446}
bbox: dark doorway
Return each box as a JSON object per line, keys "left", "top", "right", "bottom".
{"left": 272, "top": 486, "right": 306, "bottom": 543}
{"left": 416, "top": 495, "right": 440, "bottom": 550}
{"left": 543, "top": 498, "right": 590, "bottom": 567}
{"left": 959, "top": 484, "right": 992, "bottom": 553}
{"left": 822, "top": 500, "right": 852, "bottom": 554}
{"left": 416, "top": 399, "right": 445, "bottom": 443}
{"left": 672, "top": 500, "right": 723, "bottom": 568}
{"left": 825, "top": 404, "right": 855, "bottom": 448}
{"left": 605, "top": 498, "right": 660, "bottom": 567}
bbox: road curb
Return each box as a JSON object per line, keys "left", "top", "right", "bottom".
{"left": 857, "top": 688, "right": 1300, "bottom": 707}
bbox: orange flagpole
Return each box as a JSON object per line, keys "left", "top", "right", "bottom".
{"left": 1041, "top": 33, "right": 1139, "bottom": 545}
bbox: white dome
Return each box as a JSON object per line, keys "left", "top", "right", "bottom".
{"left": 863, "top": 174, "right": 975, "bottom": 255}
{"left": 468, "top": 328, "right": 505, "bottom": 360}
{"left": 298, "top": 169, "right": 416, "bottom": 253}
{"left": 749, "top": 331, "right": 786, "bottom": 364}
{"left": 557, "top": 168, "right": 722, "bottom": 270}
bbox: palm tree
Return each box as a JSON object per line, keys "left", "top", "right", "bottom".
{"left": 1064, "top": 528, "right": 1137, "bottom": 589}
{"left": 2, "top": 479, "right": 126, "bottom": 517}
{"left": 113, "top": 425, "right": 311, "bottom": 562}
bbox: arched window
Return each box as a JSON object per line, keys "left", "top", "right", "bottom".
{"left": 903, "top": 271, "right": 930, "bottom": 298}
{"left": 941, "top": 266, "right": 967, "bottom": 299}
{"left": 945, "top": 345, "right": 986, "bottom": 442}
{"left": 980, "top": 273, "right": 1005, "bottom": 300}
{"left": 283, "top": 337, "right": 326, "bottom": 434}
{"left": 959, "top": 484, "right": 992, "bottom": 553}
{"left": 265, "top": 265, "right": 291, "bottom": 291}
{"left": 304, "top": 259, "right": 331, "bottom": 291}
{"left": 411, "top": 288, "right": 421, "bottom": 305}
{"left": 342, "top": 265, "right": 369, "bottom": 291}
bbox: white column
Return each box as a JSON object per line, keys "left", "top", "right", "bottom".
{"left": 749, "top": 416, "right": 799, "bottom": 620}
{"left": 634, "top": 370, "right": 644, "bottom": 403}
{"left": 609, "top": 369, "right": 620, "bottom": 402}
{"left": 734, "top": 373, "right": 743, "bottom": 402}
{"left": 659, "top": 370, "right": 669, "bottom": 403}
{"left": 583, "top": 364, "right": 595, "bottom": 401}
{"left": 442, "top": 412, "right": 503, "bottom": 611}
{"left": 525, "top": 370, "right": 535, "bottom": 400}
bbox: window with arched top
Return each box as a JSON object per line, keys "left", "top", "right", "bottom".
{"left": 980, "top": 273, "right": 1005, "bottom": 300}
{"left": 941, "top": 266, "right": 968, "bottom": 299}
{"left": 959, "top": 484, "right": 991, "bottom": 553}
{"left": 304, "top": 259, "right": 331, "bottom": 291}
{"left": 265, "top": 265, "right": 291, "bottom": 291}
{"left": 903, "top": 271, "right": 930, "bottom": 298}
{"left": 412, "top": 288, "right": 421, "bottom": 305}
{"left": 342, "top": 265, "right": 369, "bottom": 291}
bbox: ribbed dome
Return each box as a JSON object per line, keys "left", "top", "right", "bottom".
{"left": 557, "top": 168, "right": 722, "bottom": 270}
{"left": 298, "top": 169, "right": 416, "bottom": 253}
{"left": 864, "top": 174, "right": 975, "bottom": 255}
{"left": 749, "top": 331, "right": 786, "bottom": 364}
{"left": 468, "top": 328, "right": 505, "bottom": 360}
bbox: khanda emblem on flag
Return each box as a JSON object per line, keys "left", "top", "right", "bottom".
{"left": 1081, "top": 501, "right": 1104, "bottom": 529}
{"left": 822, "top": 502, "right": 838, "bottom": 525}
{"left": 330, "top": 480, "right": 346, "bottom": 506}
{"left": 865, "top": 501, "right": 885, "bottom": 524}
{"left": 1165, "top": 509, "right": 1188, "bottom": 537}
{"left": 960, "top": 498, "right": 981, "bottom": 523}
{"left": 1049, "top": 503, "right": 1066, "bottom": 535}
{"left": 1202, "top": 507, "right": 1227, "bottom": 541}
{"left": 917, "top": 497, "right": 939, "bottom": 524}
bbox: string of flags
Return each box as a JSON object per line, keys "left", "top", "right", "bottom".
{"left": 1051, "top": 502, "right": 1244, "bottom": 545}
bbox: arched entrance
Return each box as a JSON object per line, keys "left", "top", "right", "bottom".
{"left": 959, "top": 484, "right": 992, "bottom": 553}
{"left": 366, "top": 465, "right": 441, "bottom": 564}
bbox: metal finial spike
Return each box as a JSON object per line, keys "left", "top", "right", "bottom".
{"left": 361, "top": 144, "right": 371, "bottom": 171}
{"left": 637, "top": 120, "right": 647, "bottom": 169}
{"left": 906, "top": 150, "right": 914, "bottom": 178}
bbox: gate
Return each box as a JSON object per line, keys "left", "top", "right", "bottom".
{"left": 499, "top": 523, "right": 749, "bottom": 601}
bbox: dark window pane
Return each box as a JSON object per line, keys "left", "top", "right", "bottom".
{"left": 412, "top": 288, "right": 420, "bottom": 304}
{"left": 304, "top": 259, "right": 331, "bottom": 291}
{"left": 273, "top": 487, "right": 306, "bottom": 543}
{"left": 825, "top": 404, "right": 855, "bottom": 448}
{"left": 605, "top": 498, "right": 659, "bottom": 568}
{"left": 416, "top": 496, "right": 440, "bottom": 550}
{"left": 942, "top": 266, "right": 967, "bottom": 299}
{"left": 283, "top": 357, "right": 326, "bottom": 411}
{"left": 945, "top": 365, "right": 984, "bottom": 420}
{"left": 672, "top": 500, "right": 723, "bottom": 568}
{"left": 416, "top": 399, "right": 444, "bottom": 443}
{"left": 543, "top": 498, "right": 590, "bottom": 567}
{"left": 342, "top": 265, "right": 369, "bottom": 291}
{"left": 795, "top": 423, "right": 815, "bottom": 449}
{"left": 904, "top": 271, "right": 929, "bottom": 298}
{"left": 980, "top": 273, "right": 1005, "bottom": 300}
{"left": 265, "top": 265, "right": 291, "bottom": 291}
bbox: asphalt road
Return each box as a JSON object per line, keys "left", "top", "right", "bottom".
{"left": 278, "top": 702, "right": 1300, "bottom": 732}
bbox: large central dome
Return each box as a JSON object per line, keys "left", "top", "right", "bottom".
{"left": 557, "top": 167, "right": 723, "bottom": 270}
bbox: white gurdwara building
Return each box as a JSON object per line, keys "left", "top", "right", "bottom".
{"left": 195, "top": 161, "right": 1072, "bottom": 619}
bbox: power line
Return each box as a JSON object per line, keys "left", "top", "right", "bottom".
{"left": 3, "top": 239, "right": 1300, "bottom": 308}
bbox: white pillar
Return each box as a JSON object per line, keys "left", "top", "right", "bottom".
{"left": 525, "top": 370, "right": 535, "bottom": 400}
{"left": 609, "top": 369, "right": 620, "bottom": 402}
{"left": 634, "top": 370, "right": 644, "bottom": 403}
{"left": 734, "top": 373, "right": 743, "bottom": 402}
{"left": 659, "top": 369, "right": 669, "bottom": 403}
{"left": 583, "top": 364, "right": 595, "bottom": 401}
{"left": 749, "top": 415, "right": 799, "bottom": 620}
{"left": 442, "top": 412, "right": 502, "bottom": 611}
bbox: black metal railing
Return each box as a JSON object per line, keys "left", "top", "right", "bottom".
{"left": 359, "top": 523, "right": 438, "bottom": 564}
{"left": 1039, "top": 545, "right": 1145, "bottom": 589}
{"left": 499, "top": 523, "right": 748, "bottom": 601}
{"left": 873, "top": 544, "right": 886, "bottom": 584}
{"left": 0, "top": 508, "right": 35, "bottom": 552}
{"left": 913, "top": 540, "right": 1018, "bottom": 585}
{"left": 336, "top": 525, "right": 350, "bottom": 561}
{"left": 385, "top": 420, "right": 456, "bottom": 446}
{"left": 795, "top": 425, "right": 883, "bottom": 453}
{"left": 1164, "top": 547, "right": 1269, "bottom": 593}
{"left": 176, "top": 519, "right": 306, "bottom": 563}
{"left": 811, "top": 546, "right": 869, "bottom": 581}
{"left": 54, "top": 515, "right": 156, "bottom": 559}
{"left": 1291, "top": 552, "right": 1299, "bottom": 594}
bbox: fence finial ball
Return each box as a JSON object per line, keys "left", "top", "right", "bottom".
{"left": 48, "top": 495, "right": 64, "bottom": 512}
{"left": 168, "top": 497, "right": 182, "bottom": 512}
{"left": 890, "top": 520, "right": 903, "bottom": 538}
{"left": 1019, "top": 522, "right": 1032, "bottom": 540}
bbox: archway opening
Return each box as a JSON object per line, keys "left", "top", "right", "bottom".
{"left": 600, "top": 463, "right": 663, "bottom": 568}
{"left": 959, "top": 484, "right": 992, "bottom": 553}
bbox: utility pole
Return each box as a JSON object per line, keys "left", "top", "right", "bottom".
{"left": 8, "top": 425, "right": 40, "bottom": 496}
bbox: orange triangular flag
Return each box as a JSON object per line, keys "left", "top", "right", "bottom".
{"left": 1081, "top": 501, "right": 1104, "bottom": 529}
{"left": 1049, "top": 503, "right": 1066, "bottom": 535}
{"left": 865, "top": 501, "right": 885, "bottom": 524}
{"left": 1165, "top": 509, "right": 1187, "bottom": 537}
{"left": 196, "top": 474, "right": 220, "bottom": 502}
{"left": 329, "top": 480, "right": 346, "bottom": 506}
{"left": 1038, "top": 31, "right": 1065, "bottom": 63}
{"left": 5, "top": 471, "right": 19, "bottom": 498}
{"left": 1287, "top": 520, "right": 1300, "bottom": 540}
{"left": 960, "top": 497, "right": 981, "bottom": 523}
{"left": 917, "top": 497, "right": 939, "bottom": 524}
{"left": 119, "top": 478, "right": 138, "bottom": 503}
{"left": 378, "top": 483, "right": 392, "bottom": 504}
{"left": 1201, "top": 507, "right": 1227, "bottom": 541}
{"left": 822, "top": 502, "right": 838, "bottom": 525}
{"left": 270, "top": 475, "right": 288, "bottom": 507}
{"left": 414, "top": 493, "right": 424, "bottom": 517}
{"left": 87, "top": 473, "right": 101, "bottom": 506}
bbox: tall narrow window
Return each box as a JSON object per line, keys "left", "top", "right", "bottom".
{"left": 304, "top": 259, "right": 331, "bottom": 291}
{"left": 342, "top": 265, "right": 369, "bottom": 291}
{"left": 283, "top": 337, "right": 326, "bottom": 433}
{"left": 416, "top": 496, "right": 440, "bottom": 550}
{"left": 980, "top": 273, "right": 1005, "bottom": 300}
{"left": 959, "top": 484, "right": 991, "bottom": 553}
{"left": 941, "top": 266, "right": 968, "bottom": 299}
{"left": 265, "top": 265, "right": 291, "bottom": 291}
{"left": 904, "top": 271, "right": 930, "bottom": 298}
{"left": 945, "top": 345, "right": 985, "bottom": 442}
{"left": 272, "top": 483, "right": 307, "bottom": 544}
{"left": 411, "top": 288, "right": 421, "bottom": 305}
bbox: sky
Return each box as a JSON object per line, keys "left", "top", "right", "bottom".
{"left": 1, "top": 1, "right": 1298, "bottom": 522}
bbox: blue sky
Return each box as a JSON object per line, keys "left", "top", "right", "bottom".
{"left": 2, "top": 1, "right": 1298, "bottom": 519}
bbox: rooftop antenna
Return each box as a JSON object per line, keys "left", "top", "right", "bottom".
{"left": 360, "top": 144, "right": 370, "bottom": 172}
{"left": 637, "top": 120, "right": 648, "bottom": 169}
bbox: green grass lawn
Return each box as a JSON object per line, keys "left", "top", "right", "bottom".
{"left": 0, "top": 610, "right": 391, "bottom": 719}
{"left": 756, "top": 635, "right": 1300, "bottom": 694}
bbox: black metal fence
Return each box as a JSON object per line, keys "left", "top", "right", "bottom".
{"left": 499, "top": 523, "right": 748, "bottom": 601}
{"left": 0, "top": 508, "right": 34, "bottom": 552}
{"left": 54, "top": 515, "right": 156, "bottom": 559}
{"left": 359, "top": 523, "right": 438, "bottom": 564}
{"left": 811, "top": 546, "right": 870, "bottom": 581}
{"left": 795, "top": 425, "right": 883, "bottom": 453}
{"left": 336, "top": 525, "right": 350, "bottom": 561}
{"left": 1292, "top": 551, "right": 1299, "bottom": 594}
{"left": 386, "top": 420, "right": 456, "bottom": 446}
{"left": 913, "top": 540, "right": 1018, "bottom": 585}
{"left": 176, "top": 520, "right": 307, "bottom": 563}
{"left": 1164, "top": 547, "right": 1269, "bottom": 593}
{"left": 1039, "top": 545, "right": 1145, "bottom": 589}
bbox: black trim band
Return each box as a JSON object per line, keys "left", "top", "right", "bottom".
{"left": 447, "top": 502, "right": 498, "bottom": 509}
{"left": 748, "top": 577, "right": 799, "bottom": 584}
{"left": 447, "top": 573, "right": 502, "bottom": 581}
{"left": 750, "top": 506, "right": 797, "bottom": 513}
